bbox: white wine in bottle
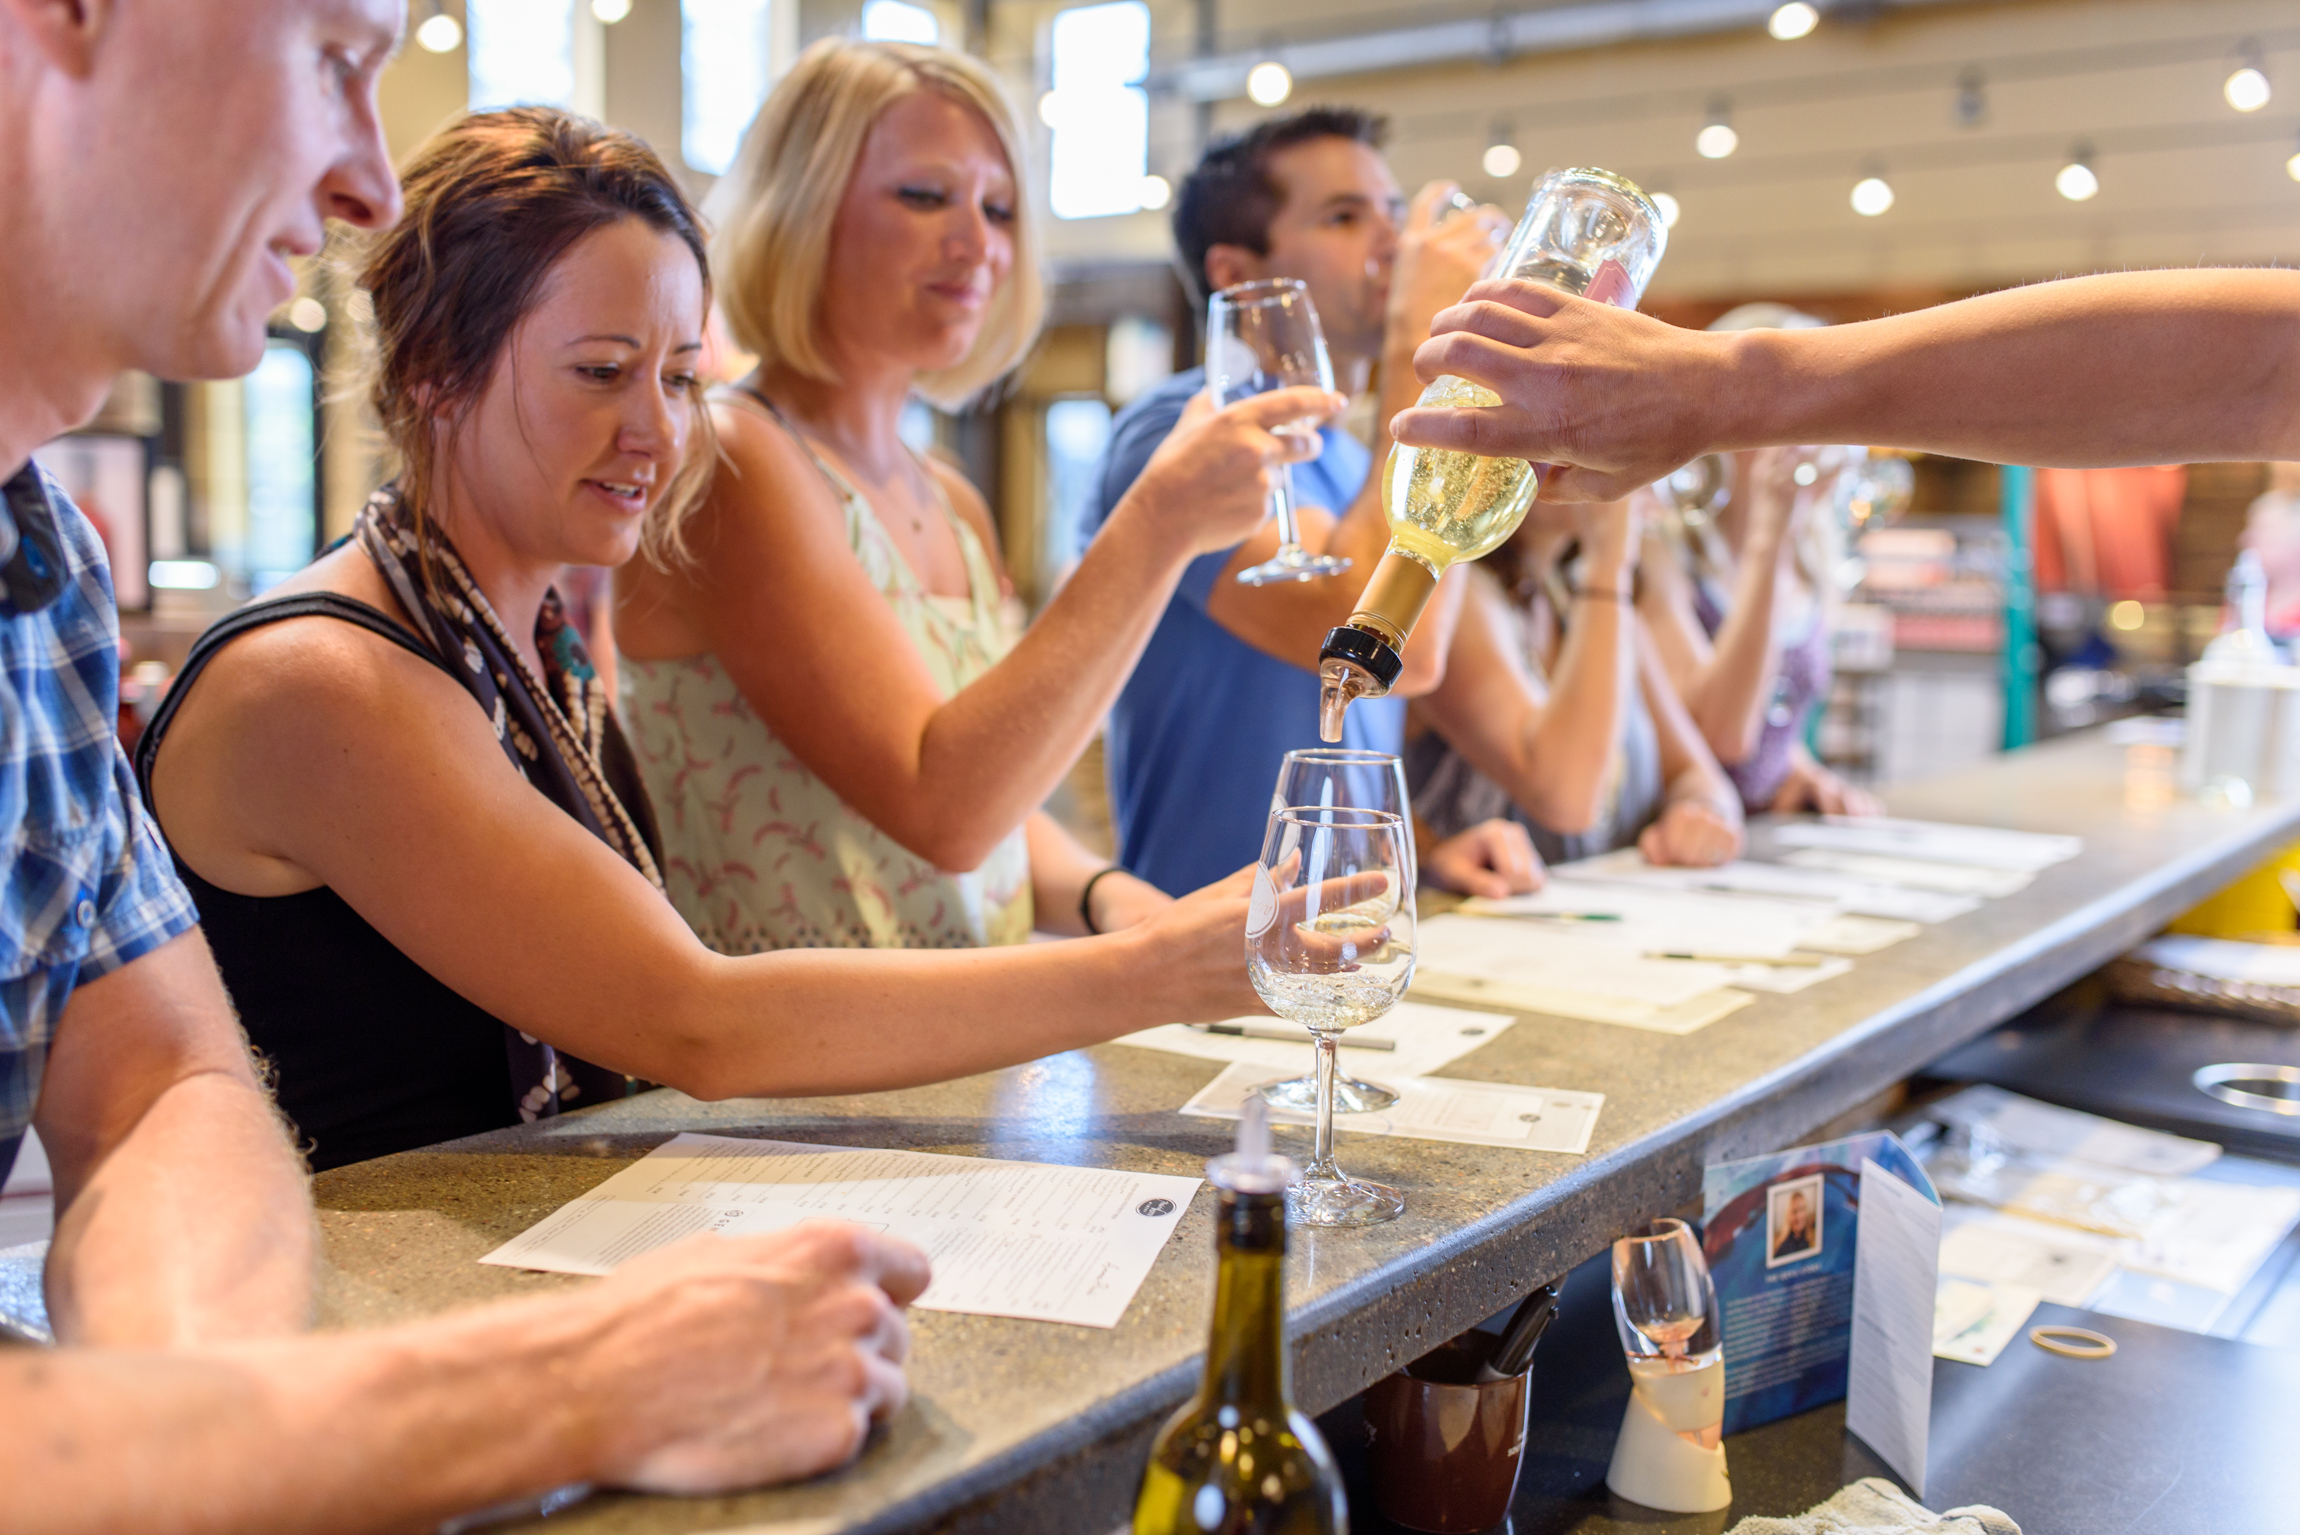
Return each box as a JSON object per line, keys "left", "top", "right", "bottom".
{"left": 1134, "top": 1102, "right": 1345, "bottom": 1535}
{"left": 1317, "top": 168, "right": 1668, "bottom": 742}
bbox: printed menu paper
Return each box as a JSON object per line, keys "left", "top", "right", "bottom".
{"left": 1932, "top": 1277, "right": 2041, "bottom": 1367}
{"left": 1779, "top": 849, "right": 2035, "bottom": 899}
{"left": 1564, "top": 852, "right": 1978, "bottom": 925}
{"left": 1769, "top": 816, "right": 2081, "bottom": 872}
{"left": 1935, "top": 1217, "right": 2118, "bottom": 1306}
{"left": 1931, "top": 1085, "right": 2219, "bottom": 1176}
{"left": 1115, "top": 1001, "right": 1514, "bottom": 1079}
{"left": 1456, "top": 882, "right": 1835, "bottom": 959}
{"left": 1179, "top": 1061, "right": 1604, "bottom": 1154}
{"left": 1845, "top": 1157, "right": 1943, "bottom": 1498}
{"left": 1410, "top": 915, "right": 1755, "bottom": 1032}
{"left": 481, "top": 1134, "right": 1200, "bottom": 1329}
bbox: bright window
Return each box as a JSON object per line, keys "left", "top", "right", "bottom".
{"left": 245, "top": 343, "right": 318, "bottom": 595}
{"left": 1044, "top": 397, "right": 1114, "bottom": 578}
{"left": 862, "top": 0, "right": 939, "bottom": 43}
{"left": 682, "top": 0, "right": 777, "bottom": 176}
{"left": 1044, "top": 2, "right": 1150, "bottom": 221}
{"left": 467, "top": 0, "right": 576, "bottom": 110}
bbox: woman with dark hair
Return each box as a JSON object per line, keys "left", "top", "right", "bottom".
{"left": 136, "top": 109, "right": 1258, "bottom": 1171}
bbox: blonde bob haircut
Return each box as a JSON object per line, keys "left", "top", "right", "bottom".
{"left": 706, "top": 38, "right": 1045, "bottom": 411}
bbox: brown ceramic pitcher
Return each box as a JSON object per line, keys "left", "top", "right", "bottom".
{"left": 1363, "top": 1332, "right": 1529, "bottom": 1533}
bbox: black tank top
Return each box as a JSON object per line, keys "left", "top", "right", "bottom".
{"left": 135, "top": 594, "right": 580, "bottom": 1171}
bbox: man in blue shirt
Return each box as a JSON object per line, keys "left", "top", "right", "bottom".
{"left": 1089, "top": 107, "right": 1540, "bottom": 897}
{"left": 2, "top": 1, "right": 923, "bottom": 1526}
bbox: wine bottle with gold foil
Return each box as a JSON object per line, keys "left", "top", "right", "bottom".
{"left": 1316, "top": 167, "right": 1668, "bottom": 741}
{"left": 1134, "top": 1101, "right": 1345, "bottom": 1535}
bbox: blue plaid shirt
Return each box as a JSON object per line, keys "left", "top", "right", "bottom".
{"left": 1, "top": 462, "right": 198, "bottom": 1184}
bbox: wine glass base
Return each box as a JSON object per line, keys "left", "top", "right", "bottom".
{"left": 1259, "top": 1072, "right": 1399, "bottom": 1114}
{"left": 1236, "top": 549, "right": 1353, "bottom": 585}
{"left": 1290, "top": 1174, "right": 1405, "bottom": 1228}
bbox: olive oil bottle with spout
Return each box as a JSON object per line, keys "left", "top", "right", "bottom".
{"left": 1316, "top": 166, "right": 1668, "bottom": 742}
{"left": 1134, "top": 1100, "right": 1345, "bottom": 1535}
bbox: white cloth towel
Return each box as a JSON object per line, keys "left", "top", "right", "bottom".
{"left": 1727, "top": 1478, "right": 2020, "bottom": 1535}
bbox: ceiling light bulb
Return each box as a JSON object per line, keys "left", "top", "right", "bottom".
{"left": 415, "top": 9, "right": 462, "bottom": 52}
{"left": 1139, "top": 174, "right": 1172, "bottom": 211}
{"left": 2226, "top": 66, "right": 2271, "bottom": 112}
{"left": 1482, "top": 142, "right": 1522, "bottom": 179}
{"left": 592, "top": 0, "right": 631, "bottom": 20}
{"left": 2055, "top": 161, "right": 2098, "bottom": 201}
{"left": 1651, "top": 191, "right": 1682, "bottom": 228}
{"left": 1768, "top": 2, "right": 1819, "bottom": 41}
{"left": 1246, "top": 61, "right": 1292, "bottom": 108}
{"left": 1850, "top": 175, "right": 1894, "bottom": 216}
{"left": 1695, "top": 122, "right": 1739, "bottom": 159}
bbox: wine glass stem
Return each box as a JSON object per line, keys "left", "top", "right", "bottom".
{"left": 1310, "top": 1031, "right": 1340, "bottom": 1178}
{"left": 1270, "top": 462, "right": 1303, "bottom": 554}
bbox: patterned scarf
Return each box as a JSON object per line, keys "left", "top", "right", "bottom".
{"left": 357, "top": 488, "right": 663, "bottom": 1122}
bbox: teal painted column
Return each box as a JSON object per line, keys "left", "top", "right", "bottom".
{"left": 2000, "top": 464, "right": 2037, "bottom": 750}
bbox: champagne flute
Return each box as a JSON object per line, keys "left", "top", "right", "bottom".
{"left": 1248, "top": 806, "right": 1415, "bottom": 1228}
{"left": 1258, "top": 749, "right": 1413, "bottom": 1116}
{"left": 1206, "top": 278, "right": 1348, "bottom": 586}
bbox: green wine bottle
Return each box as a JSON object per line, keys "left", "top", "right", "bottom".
{"left": 1134, "top": 1101, "right": 1347, "bottom": 1535}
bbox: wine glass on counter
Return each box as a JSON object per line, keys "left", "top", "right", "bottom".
{"left": 1206, "top": 278, "right": 1347, "bottom": 586}
{"left": 1257, "top": 748, "right": 1412, "bottom": 1116}
{"left": 1248, "top": 805, "right": 1416, "bottom": 1228}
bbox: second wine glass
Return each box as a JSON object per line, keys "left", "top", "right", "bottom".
{"left": 1258, "top": 748, "right": 1413, "bottom": 1116}
{"left": 1206, "top": 278, "right": 1349, "bottom": 586}
{"left": 1248, "top": 805, "right": 1415, "bottom": 1228}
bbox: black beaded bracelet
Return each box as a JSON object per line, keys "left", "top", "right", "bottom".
{"left": 1080, "top": 866, "right": 1124, "bottom": 935}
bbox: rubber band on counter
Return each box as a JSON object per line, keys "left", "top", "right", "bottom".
{"left": 2029, "top": 1325, "right": 2116, "bottom": 1360}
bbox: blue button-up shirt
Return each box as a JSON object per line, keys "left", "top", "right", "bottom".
{"left": 0, "top": 461, "right": 199, "bottom": 1184}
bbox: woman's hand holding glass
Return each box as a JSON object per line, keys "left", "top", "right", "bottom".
{"left": 1128, "top": 386, "right": 1344, "bottom": 560}
{"left": 1248, "top": 806, "right": 1415, "bottom": 1228}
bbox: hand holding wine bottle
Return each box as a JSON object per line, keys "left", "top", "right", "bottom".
{"left": 1318, "top": 167, "right": 1670, "bottom": 740}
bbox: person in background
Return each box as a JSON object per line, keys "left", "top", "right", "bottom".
{"left": 2240, "top": 461, "right": 2300, "bottom": 640}
{"left": 1087, "top": 107, "right": 1540, "bottom": 900}
{"left": 615, "top": 40, "right": 1321, "bottom": 952}
{"left": 1408, "top": 498, "right": 1744, "bottom": 869}
{"left": 140, "top": 109, "right": 1259, "bottom": 1175}
{"left": 1387, "top": 267, "right": 2300, "bottom": 498}
{"left": 0, "top": 2, "right": 923, "bottom": 1527}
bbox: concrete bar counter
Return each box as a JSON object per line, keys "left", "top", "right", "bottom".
{"left": 302, "top": 731, "right": 2300, "bottom": 1535}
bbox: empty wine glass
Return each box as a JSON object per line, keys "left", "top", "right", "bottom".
{"left": 1206, "top": 278, "right": 1348, "bottom": 586}
{"left": 1258, "top": 749, "right": 1413, "bottom": 1116}
{"left": 1248, "top": 806, "right": 1415, "bottom": 1227}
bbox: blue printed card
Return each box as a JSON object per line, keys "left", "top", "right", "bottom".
{"left": 1701, "top": 1131, "right": 1937, "bottom": 1436}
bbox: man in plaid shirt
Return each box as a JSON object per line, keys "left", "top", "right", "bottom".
{"left": 1, "top": 1, "right": 924, "bottom": 1527}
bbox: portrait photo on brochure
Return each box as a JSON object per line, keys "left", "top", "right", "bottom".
{"left": 1766, "top": 1174, "right": 1825, "bottom": 1267}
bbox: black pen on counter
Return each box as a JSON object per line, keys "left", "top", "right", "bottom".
{"left": 1188, "top": 1023, "right": 1398, "bottom": 1051}
{"left": 1480, "top": 1281, "right": 1561, "bottom": 1383}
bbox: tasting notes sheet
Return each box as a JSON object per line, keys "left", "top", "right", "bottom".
{"left": 483, "top": 1133, "right": 1201, "bottom": 1328}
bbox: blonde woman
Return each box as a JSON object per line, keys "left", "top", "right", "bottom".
{"left": 616, "top": 40, "right": 1331, "bottom": 951}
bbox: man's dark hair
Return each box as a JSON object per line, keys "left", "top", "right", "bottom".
{"left": 1171, "top": 106, "right": 1389, "bottom": 307}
